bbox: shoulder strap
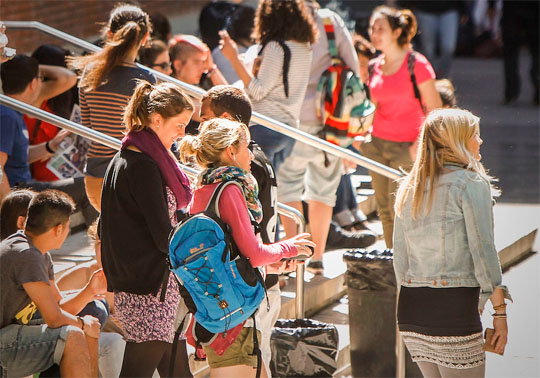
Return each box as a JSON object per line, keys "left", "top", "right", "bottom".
{"left": 407, "top": 52, "right": 426, "bottom": 114}
{"left": 322, "top": 17, "right": 340, "bottom": 63}
{"left": 205, "top": 181, "right": 240, "bottom": 217}
{"left": 275, "top": 40, "right": 291, "bottom": 98}
{"left": 366, "top": 61, "right": 376, "bottom": 100}
{"left": 206, "top": 181, "right": 258, "bottom": 228}
{"left": 258, "top": 41, "right": 291, "bottom": 98}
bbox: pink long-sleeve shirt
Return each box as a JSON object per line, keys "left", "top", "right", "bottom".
{"left": 188, "top": 183, "right": 297, "bottom": 267}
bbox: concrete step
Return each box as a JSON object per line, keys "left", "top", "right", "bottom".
{"left": 50, "top": 204, "right": 537, "bottom": 378}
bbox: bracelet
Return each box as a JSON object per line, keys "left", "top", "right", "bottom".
{"left": 493, "top": 303, "right": 507, "bottom": 311}
{"left": 492, "top": 313, "right": 507, "bottom": 319}
{"left": 45, "top": 141, "right": 55, "bottom": 154}
{"left": 77, "top": 315, "right": 85, "bottom": 330}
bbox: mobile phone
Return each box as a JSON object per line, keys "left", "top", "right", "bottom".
{"left": 482, "top": 328, "right": 503, "bottom": 355}
{"left": 281, "top": 246, "right": 314, "bottom": 262}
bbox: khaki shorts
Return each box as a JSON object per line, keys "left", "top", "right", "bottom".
{"left": 277, "top": 123, "right": 343, "bottom": 207}
{"left": 204, "top": 327, "right": 260, "bottom": 369}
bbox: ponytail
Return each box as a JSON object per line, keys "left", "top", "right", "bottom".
{"left": 123, "top": 80, "right": 153, "bottom": 132}
{"left": 123, "top": 80, "right": 194, "bottom": 133}
{"left": 398, "top": 9, "right": 417, "bottom": 46}
{"left": 179, "top": 119, "right": 249, "bottom": 169}
{"left": 68, "top": 4, "right": 151, "bottom": 91}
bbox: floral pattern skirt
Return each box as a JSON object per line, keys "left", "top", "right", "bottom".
{"left": 114, "top": 273, "right": 180, "bottom": 343}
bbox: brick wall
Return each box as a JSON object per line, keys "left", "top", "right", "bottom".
{"left": 1, "top": 1, "right": 208, "bottom": 54}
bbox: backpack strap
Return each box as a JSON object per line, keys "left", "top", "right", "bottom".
{"left": 258, "top": 41, "right": 291, "bottom": 98}
{"left": 168, "top": 315, "right": 188, "bottom": 377}
{"left": 206, "top": 181, "right": 260, "bottom": 232}
{"left": 249, "top": 314, "right": 262, "bottom": 378}
{"left": 366, "top": 61, "right": 376, "bottom": 100}
{"left": 275, "top": 40, "right": 291, "bottom": 98}
{"left": 322, "top": 17, "right": 340, "bottom": 64}
{"left": 407, "top": 52, "right": 426, "bottom": 114}
{"left": 207, "top": 181, "right": 270, "bottom": 310}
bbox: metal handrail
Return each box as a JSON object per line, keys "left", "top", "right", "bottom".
{"left": 0, "top": 94, "right": 308, "bottom": 317}
{"left": 3, "top": 20, "right": 402, "bottom": 180}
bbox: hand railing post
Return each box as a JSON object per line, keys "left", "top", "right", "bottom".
{"left": 3, "top": 21, "right": 403, "bottom": 181}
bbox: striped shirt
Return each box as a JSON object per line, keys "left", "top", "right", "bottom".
{"left": 80, "top": 65, "right": 155, "bottom": 176}
{"left": 246, "top": 41, "right": 312, "bottom": 128}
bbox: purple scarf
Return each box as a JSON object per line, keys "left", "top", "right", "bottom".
{"left": 122, "top": 129, "right": 192, "bottom": 210}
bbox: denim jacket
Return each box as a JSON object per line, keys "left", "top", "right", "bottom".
{"left": 393, "top": 165, "right": 511, "bottom": 309}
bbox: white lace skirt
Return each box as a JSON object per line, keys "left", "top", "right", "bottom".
{"left": 401, "top": 331, "right": 485, "bottom": 369}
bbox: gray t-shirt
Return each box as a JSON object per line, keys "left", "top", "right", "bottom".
{"left": 0, "top": 231, "right": 54, "bottom": 328}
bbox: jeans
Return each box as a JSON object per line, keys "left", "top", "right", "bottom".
{"left": 0, "top": 322, "right": 73, "bottom": 377}
{"left": 416, "top": 9, "right": 459, "bottom": 78}
{"left": 249, "top": 125, "right": 296, "bottom": 173}
{"left": 332, "top": 173, "right": 366, "bottom": 227}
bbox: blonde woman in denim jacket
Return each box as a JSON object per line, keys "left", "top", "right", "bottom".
{"left": 393, "top": 108, "right": 511, "bottom": 377}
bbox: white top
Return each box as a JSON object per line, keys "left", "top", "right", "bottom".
{"left": 212, "top": 45, "right": 248, "bottom": 84}
{"left": 300, "top": 8, "right": 360, "bottom": 125}
{"left": 246, "top": 40, "right": 312, "bottom": 128}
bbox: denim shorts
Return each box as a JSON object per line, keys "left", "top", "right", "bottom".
{"left": 0, "top": 322, "right": 75, "bottom": 377}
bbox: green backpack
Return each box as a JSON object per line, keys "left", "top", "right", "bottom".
{"left": 315, "top": 17, "right": 375, "bottom": 148}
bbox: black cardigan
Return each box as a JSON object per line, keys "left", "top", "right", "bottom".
{"left": 100, "top": 149, "right": 173, "bottom": 295}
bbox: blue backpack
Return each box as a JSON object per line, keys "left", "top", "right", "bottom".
{"left": 169, "top": 181, "right": 266, "bottom": 334}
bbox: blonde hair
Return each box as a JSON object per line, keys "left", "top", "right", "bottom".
{"left": 395, "top": 108, "right": 495, "bottom": 219}
{"left": 179, "top": 118, "right": 249, "bottom": 168}
{"left": 123, "top": 80, "right": 194, "bottom": 133}
{"left": 69, "top": 4, "right": 151, "bottom": 91}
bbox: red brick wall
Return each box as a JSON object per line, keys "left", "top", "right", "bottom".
{"left": 1, "top": 1, "right": 207, "bottom": 54}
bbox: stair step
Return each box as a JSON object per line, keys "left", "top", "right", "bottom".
{"left": 279, "top": 249, "right": 348, "bottom": 319}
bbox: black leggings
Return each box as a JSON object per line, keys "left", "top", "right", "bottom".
{"left": 120, "top": 339, "right": 192, "bottom": 378}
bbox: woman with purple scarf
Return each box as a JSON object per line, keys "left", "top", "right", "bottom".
{"left": 100, "top": 81, "right": 194, "bottom": 377}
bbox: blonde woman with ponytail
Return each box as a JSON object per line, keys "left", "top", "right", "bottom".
{"left": 361, "top": 5, "right": 442, "bottom": 249}
{"left": 100, "top": 81, "right": 194, "bottom": 377}
{"left": 179, "top": 119, "right": 314, "bottom": 378}
{"left": 69, "top": 4, "right": 155, "bottom": 212}
{"left": 393, "top": 108, "right": 511, "bottom": 377}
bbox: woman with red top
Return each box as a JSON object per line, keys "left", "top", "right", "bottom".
{"left": 24, "top": 44, "right": 78, "bottom": 182}
{"left": 179, "top": 118, "right": 314, "bottom": 378}
{"left": 363, "top": 5, "right": 442, "bottom": 248}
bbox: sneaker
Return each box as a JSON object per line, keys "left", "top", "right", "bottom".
{"left": 306, "top": 259, "right": 324, "bottom": 275}
{"left": 326, "top": 222, "right": 377, "bottom": 249}
{"left": 343, "top": 220, "right": 370, "bottom": 232}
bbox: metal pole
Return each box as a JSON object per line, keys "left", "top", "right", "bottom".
{"left": 396, "top": 287, "right": 406, "bottom": 378}
{"left": 0, "top": 95, "right": 121, "bottom": 150}
{"left": 277, "top": 204, "right": 307, "bottom": 319}
{"left": 3, "top": 21, "right": 403, "bottom": 180}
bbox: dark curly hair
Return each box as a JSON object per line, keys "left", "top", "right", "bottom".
{"left": 253, "top": 0, "right": 318, "bottom": 46}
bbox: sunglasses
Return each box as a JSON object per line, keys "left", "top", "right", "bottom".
{"left": 152, "top": 61, "right": 171, "bottom": 70}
